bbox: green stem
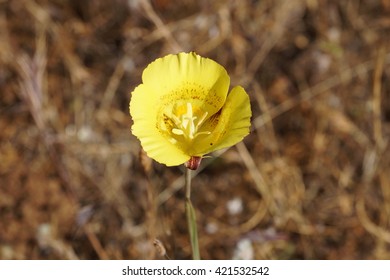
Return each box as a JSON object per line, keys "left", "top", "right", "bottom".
{"left": 185, "top": 167, "right": 192, "bottom": 200}
{"left": 185, "top": 168, "right": 200, "bottom": 260}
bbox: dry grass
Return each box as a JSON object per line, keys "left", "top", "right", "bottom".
{"left": 0, "top": 0, "right": 390, "bottom": 259}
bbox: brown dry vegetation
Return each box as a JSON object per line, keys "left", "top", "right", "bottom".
{"left": 1, "top": 0, "right": 390, "bottom": 260}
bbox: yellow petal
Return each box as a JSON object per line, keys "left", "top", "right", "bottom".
{"left": 142, "top": 52, "right": 230, "bottom": 117}
{"left": 192, "top": 86, "right": 251, "bottom": 155}
{"left": 130, "top": 84, "right": 190, "bottom": 166}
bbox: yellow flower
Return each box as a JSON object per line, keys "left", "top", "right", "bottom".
{"left": 129, "top": 52, "right": 251, "bottom": 167}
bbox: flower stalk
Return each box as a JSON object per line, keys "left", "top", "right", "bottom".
{"left": 184, "top": 166, "right": 200, "bottom": 260}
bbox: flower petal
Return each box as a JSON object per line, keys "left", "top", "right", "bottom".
{"left": 192, "top": 86, "right": 251, "bottom": 155}
{"left": 142, "top": 52, "right": 230, "bottom": 117}
{"left": 130, "top": 84, "right": 190, "bottom": 166}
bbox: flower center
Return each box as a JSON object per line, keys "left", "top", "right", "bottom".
{"left": 170, "top": 103, "right": 211, "bottom": 141}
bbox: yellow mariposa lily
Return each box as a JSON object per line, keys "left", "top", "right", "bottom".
{"left": 129, "top": 52, "right": 251, "bottom": 168}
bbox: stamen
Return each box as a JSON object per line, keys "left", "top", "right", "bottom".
{"left": 171, "top": 114, "right": 182, "bottom": 128}
{"left": 195, "top": 131, "right": 211, "bottom": 137}
{"left": 196, "top": 111, "right": 208, "bottom": 130}
{"left": 172, "top": 128, "right": 184, "bottom": 135}
{"left": 168, "top": 102, "right": 211, "bottom": 142}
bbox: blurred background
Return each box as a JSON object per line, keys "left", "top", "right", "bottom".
{"left": 1, "top": 0, "right": 390, "bottom": 260}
